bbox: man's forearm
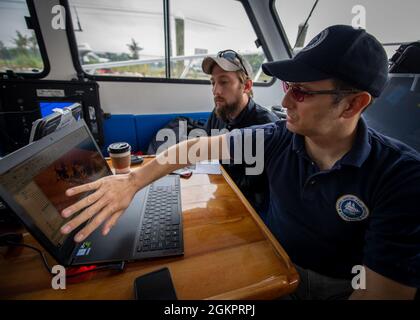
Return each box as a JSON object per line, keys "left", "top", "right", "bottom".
{"left": 348, "top": 266, "right": 417, "bottom": 300}
{"left": 349, "top": 289, "right": 416, "bottom": 300}
{"left": 128, "top": 135, "right": 229, "bottom": 190}
{"left": 129, "top": 147, "right": 190, "bottom": 190}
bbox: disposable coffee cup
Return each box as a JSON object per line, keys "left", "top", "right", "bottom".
{"left": 108, "top": 142, "right": 131, "bottom": 174}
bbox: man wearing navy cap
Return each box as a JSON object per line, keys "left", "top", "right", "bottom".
{"left": 243, "top": 24, "right": 419, "bottom": 299}
{"left": 60, "top": 25, "right": 419, "bottom": 299}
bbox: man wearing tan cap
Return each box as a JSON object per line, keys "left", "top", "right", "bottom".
{"left": 202, "top": 49, "right": 278, "bottom": 132}
{"left": 202, "top": 49, "right": 278, "bottom": 214}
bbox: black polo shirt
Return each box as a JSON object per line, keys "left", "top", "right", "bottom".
{"left": 205, "top": 98, "right": 279, "bottom": 214}
{"left": 228, "top": 118, "right": 420, "bottom": 287}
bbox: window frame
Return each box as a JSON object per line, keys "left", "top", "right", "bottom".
{"left": 0, "top": 0, "right": 51, "bottom": 79}
{"left": 272, "top": 0, "right": 413, "bottom": 60}
{"left": 270, "top": 0, "right": 293, "bottom": 58}
{"left": 62, "top": 0, "right": 275, "bottom": 86}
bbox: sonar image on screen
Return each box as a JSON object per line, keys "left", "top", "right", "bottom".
{"left": 0, "top": 126, "right": 111, "bottom": 246}
{"left": 33, "top": 141, "right": 109, "bottom": 214}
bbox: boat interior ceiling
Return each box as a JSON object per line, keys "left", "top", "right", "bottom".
{"left": 0, "top": 0, "right": 419, "bottom": 156}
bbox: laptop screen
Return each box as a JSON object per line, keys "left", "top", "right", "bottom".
{"left": 0, "top": 121, "right": 111, "bottom": 259}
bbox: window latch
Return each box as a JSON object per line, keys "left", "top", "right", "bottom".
{"left": 25, "top": 16, "right": 34, "bottom": 30}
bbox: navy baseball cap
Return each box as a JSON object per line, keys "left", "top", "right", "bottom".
{"left": 262, "top": 25, "right": 388, "bottom": 97}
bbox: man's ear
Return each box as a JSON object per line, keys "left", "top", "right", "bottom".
{"left": 341, "top": 92, "right": 371, "bottom": 118}
{"left": 243, "top": 79, "right": 253, "bottom": 94}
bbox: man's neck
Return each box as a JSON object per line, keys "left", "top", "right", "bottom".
{"left": 304, "top": 123, "right": 358, "bottom": 171}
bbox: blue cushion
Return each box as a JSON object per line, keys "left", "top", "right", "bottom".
{"left": 102, "top": 112, "right": 210, "bottom": 155}
{"left": 134, "top": 112, "right": 210, "bottom": 152}
{"left": 102, "top": 114, "right": 138, "bottom": 155}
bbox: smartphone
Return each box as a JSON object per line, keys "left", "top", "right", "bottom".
{"left": 131, "top": 155, "right": 144, "bottom": 165}
{"left": 134, "top": 267, "right": 178, "bottom": 300}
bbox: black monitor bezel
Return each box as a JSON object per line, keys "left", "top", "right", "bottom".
{"left": 31, "top": 102, "right": 83, "bottom": 142}
{"left": 0, "top": 120, "right": 112, "bottom": 266}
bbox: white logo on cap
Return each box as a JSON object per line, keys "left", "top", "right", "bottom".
{"left": 299, "top": 29, "right": 329, "bottom": 53}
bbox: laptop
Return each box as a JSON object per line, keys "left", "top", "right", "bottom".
{"left": 29, "top": 102, "right": 83, "bottom": 143}
{"left": 0, "top": 120, "right": 183, "bottom": 266}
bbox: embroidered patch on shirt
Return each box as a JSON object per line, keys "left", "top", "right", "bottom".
{"left": 336, "top": 194, "right": 369, "bottom": 221}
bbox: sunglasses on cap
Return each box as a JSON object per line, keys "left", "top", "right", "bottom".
{"left": 217, "top": 49, "right": 249, "bottom": 76}
{"left": 282, "top": 81, "right": 360, "bottom": 103}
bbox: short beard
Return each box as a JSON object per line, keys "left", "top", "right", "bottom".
{"left": 215, "top": 100, "right": 241, "bottom": 123}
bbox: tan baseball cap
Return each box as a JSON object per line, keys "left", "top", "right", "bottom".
{"left": 202, "top": 50, "right": 253, "bottom": 77}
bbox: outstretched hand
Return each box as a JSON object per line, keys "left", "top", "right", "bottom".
{"left": 60, "top": 173, "right": 141, "bottom": 242}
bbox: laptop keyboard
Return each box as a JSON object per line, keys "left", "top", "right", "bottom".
{"left": 137, "top": 177, "right": 182, "bottom": 253}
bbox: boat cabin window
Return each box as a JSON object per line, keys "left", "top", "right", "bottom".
{"left": 0, "top": 0, "right": 48, "bottom": 76}
{"left": 67, "top": 0, "right": 272, "bottom": 83}
{"left": 275, "top": 0, "right": 418, "bottom": 58}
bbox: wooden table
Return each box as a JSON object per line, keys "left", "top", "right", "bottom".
{"left": 0, "top": 159, "right": 299, "bottom": 299}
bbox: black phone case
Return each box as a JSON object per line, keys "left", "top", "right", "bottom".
{"left": 131, "top": 155, "right": 144, "bottom": 165}
{"left": 134, "top": 267, "right": 178, "bottom": 300}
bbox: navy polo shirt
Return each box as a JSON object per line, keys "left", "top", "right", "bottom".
{"left": 228, "top": 118, "right": 420, "bottom": 287}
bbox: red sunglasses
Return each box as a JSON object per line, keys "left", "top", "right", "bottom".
{"left": 282, "top": 81, "right": 360, "bottom": 102}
